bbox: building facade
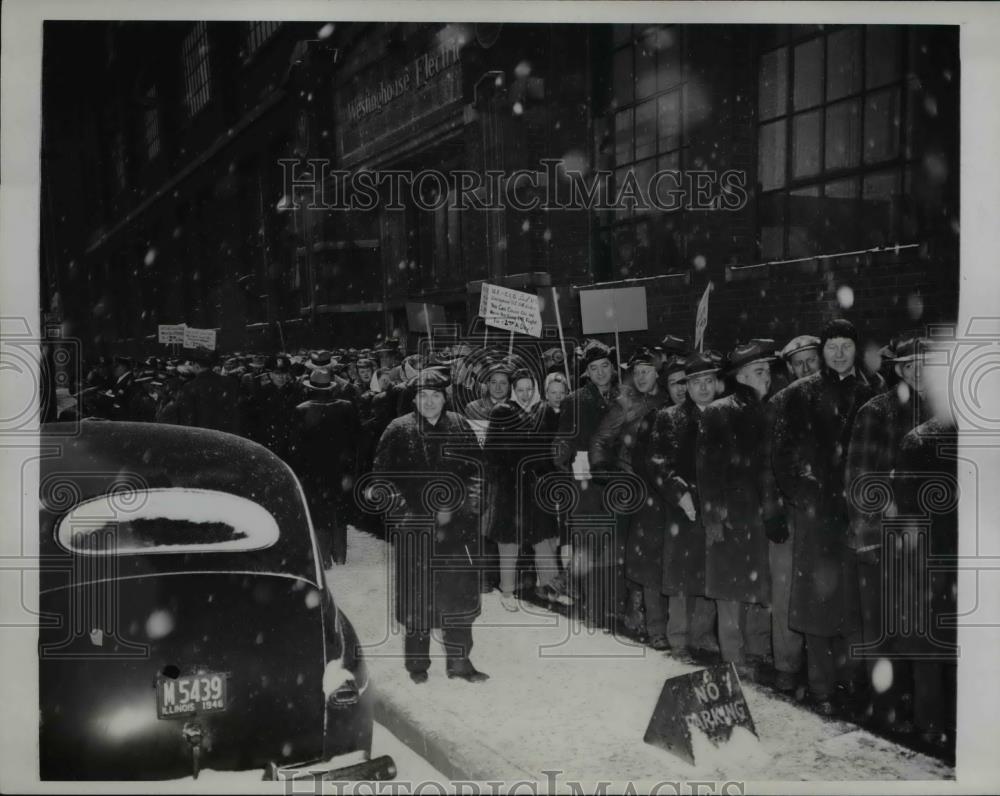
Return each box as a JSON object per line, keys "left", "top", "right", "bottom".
{"left": 41, "top": 20, "right": 959, "bottom": 359}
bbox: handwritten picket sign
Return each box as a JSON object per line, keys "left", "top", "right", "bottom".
{"left": 158, "top": 324, "right": 186, "bottom": 345}
{"left": 479, "top": 283, "right": 543, "bottom": 338}
{"left": 182, "top": 326, "right": 217, "bottom": 350}
{"left": 643, "top": 663, "right": 758, "bottom": 765}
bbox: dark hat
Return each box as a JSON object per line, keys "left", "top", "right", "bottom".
{"left": 272, "top": 355, "right": 291, "bottom": 373}
{"left": 579, "top": 340, "right": 616, "bottom": 369}
{"left": 249, "top": 354, "right": 267, "bottom": 370}
{"left": 888, "top": 337, "right": 923, "bottom": 363}
{"left": 780, "top": 334, "right": 821, "bottom": 360}
{"left": 480, "top": 358, "right": 514, "bottom": 381}
{"left": 356, "top": 357, "right": 375, "bottom": 370}
{"left": 510, "top": 367, "right": 534, "bottom": 386}
{"left": 656, "top": 335, "right": 689, "bottom": 356}
{"left": 223, "top": 356, "right": 241, "bottom": 370}
{"left": 684, "top": 351, "right": 721, "bottom": 377}
{"left": 819, "top": 319, "right": 858, "bottom": 348}
{"left": 727, "top": 340, "right": 778, "bottom": 373}
{"left": 413, "top": 368, "right": 451, "bottom": 394}
{"left": 113, "top": 355, "right": 133, "bottom": 368}
{"left": 374, "top": 337, "right": 401, "bottom": 352}
{"left": 626, "top": 346, "right": 659, "bottom": 370}
{"left": 304, "top": 368, "right": 334, "bottom": 391}
{"left": 542, "top": 346, "right": 566, "bottom": 367}
{"left": 749, "top": 338, "right": 779, "bottom": 358}
{"left": 309, "top": 350, "right": 333, "bottom": 368}
{"left": 663, "top": 354, "right": 688, "bottom": 378}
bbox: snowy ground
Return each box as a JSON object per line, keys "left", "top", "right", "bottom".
{"left": 327, "top": 527, "right": 954, "bottom": 786}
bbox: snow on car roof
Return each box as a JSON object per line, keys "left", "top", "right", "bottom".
{"left": 55, "top": 488, "right": 280, "bottom": 555}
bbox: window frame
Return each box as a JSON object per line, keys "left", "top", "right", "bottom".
{"left": 182, "top": 22, "right": 213, "bottom": 119}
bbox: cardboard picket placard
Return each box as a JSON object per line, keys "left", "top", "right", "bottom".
{"left": 643, "top": 663, "right": 758, "bottom": 765}
{"left": 158, "top": 324, "right": 186, "bottom": 345}
{"left": 579, "top": 286, "right": 648, "bottom": 334}
{"left": 182, "top": 326, "right": 216, "bottom": 350}
{"left": 479, "top": 283, "right": 543, "bottom": 338}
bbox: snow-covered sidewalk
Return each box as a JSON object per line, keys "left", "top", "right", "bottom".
{"left": 329, "top": 528, "right": 953, "bottom": 786}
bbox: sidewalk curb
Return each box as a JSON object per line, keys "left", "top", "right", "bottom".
{"left": 373, "top": 686, "right": 537, "bottom": 782}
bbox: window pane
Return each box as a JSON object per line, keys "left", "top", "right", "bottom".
{"left": 861, "top": 170, "right": 899, "bottom": 246}
{"left": 613, "top": 24, "right": 632, "bottom": 48}
{"left": 635, "top": 100, "right": 657, "bottom": 160}
{"left": 613, "top": 224, "right": 635, "bottom": 276}
{"left": 826, "top": 28, "right": 862, "bottom": 101}
{"left": 791, "top": 110, "right": 822, "bottom": 179}
{"left": 657, "top": 90, "right": 682, "bottom": 153}
{"left": 823, "top": 177, "right": 861, "bottom": 251}
{"left": 636, "top": 35, "right": 657, "bottom": 99}
{"left": 793, "top": 37, "right": 823, "bottom": 110}
{"left": 759, "top": 191, "right": 786, "bottom": 260}
{"left": 614, "top": 168, "right": 633, "bottom": 220}
{"left": 788, "top": 185, "right": 821, "bottom": 257}
{"left": 758, "top": 120, "right": 787, "bottom": 190}
{"left": 634, "top": 218, "right": 652, "bottom": 276}
{"left": 824, "top": 99, "right": 861, "bottom": 171}
{"left": 615, "top": 108, "right": 634, "bottom": 164}
{"left": 654, "top": 152, "right": 683, "bottom": 211}
{"left": 759, "top": 48, "right": 788, "bottom": 121}
{"left": 866, "top": 26, "right": 901, "bottom": 89}
{"left": 634, "top": 158, "right": 656, "bottom": 215}
{"left": 900, "top": 165, "right": 918, "bottom": 240}
{"left": 613, "top": 47, "right": 633, "bottom": 108}
{"left": 758, "top": 25, "right": 790, "bottom": 53}
{"left": 864, "top": 87, "right": 900, "bottom": 164}
{"left": 653, "top": 27, "right": 682, "bottom": 91}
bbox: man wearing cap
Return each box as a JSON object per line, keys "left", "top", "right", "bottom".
{"left": 696, "top": 341, "right": 779, "bottom": 675}
{"left": 780, "top": 334, "right": 822, "bottom": 385}
{"left": 288, "top": 367, "right": 360, "bottom": 566}
{"left": 174, "top": 348, "right": 240, "bottom": 434}
{"left": 663, "top": 356, "right": 689, "bottom": 408}
{"left": 589, "top": 346, "right": 670, "bottom": 634}
{"left": 647, "top": 352, "right": 722, "bottom": 655}
{"left": 373, "top": 369, "right": 489, "bottom": 684}
{"left": 258, "top": 355, "right": 302, "bottom": 462}
{"left": 772, "top": 319, "right": 881, "bottom": 714}
{"left": 845, "top": 336, "right": 929, "bottom": 727}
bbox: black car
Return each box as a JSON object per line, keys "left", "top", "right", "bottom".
{"left": 38, "top": 421, "right": 391, "bottom": 781}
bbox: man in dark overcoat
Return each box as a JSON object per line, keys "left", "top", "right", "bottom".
{"left": 772, "top": 319, "right": 881, "bottom": 712}
{"left": 648, "top": 352, "right": 720, "bottom": 655}
{"left": 259, "top": 355, "right": 303, "bottom": 462}
{"left": 174, "top": 349, "right": 240, "bottom": 434}
{"left": 591, "top": 347, "right": 669, "bottom": 639}
{"left": 290, "top": 368, "right": 359, "bottom": 566}
{"left": 372, "top": 369, "right": 488, "bottom": 683}
{"left": 845, "top": 336, "right": 929, "bottom": 724}
{"left": 697, "top": 341, "right": 779, "bottom": 675}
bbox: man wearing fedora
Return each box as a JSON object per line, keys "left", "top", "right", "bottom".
{"left": 175, "top": 348, "right": 240, "bottom": 434}
{"left": 648, "top": 352, "right": 723, "bottom": 656}
{"left": 291, "top": 367, "right": 360, "bottom": 566}
{"left": 845, "top": 336, "right": 929, "bottom": 728}
{"left": 772, "top": 319, "right": 881, "bottom": 714}
{"left": 696, "top": 340, "right": 779, "bottom": 676}
{"left": 373, "top": 369, "right": 489, "bottom": 684}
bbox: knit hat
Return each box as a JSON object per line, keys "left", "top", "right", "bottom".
{"left": 579, "top": 339, "right": 617, "bottom": 369}
{"left": 819, "top": 319, "right": 858, "bottom": 348}
{"left": 414, "top": 368, "right": 451, "bottom": 394}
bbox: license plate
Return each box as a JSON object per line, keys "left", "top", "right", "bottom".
{"left": 156, "top": 672, "right": 228, "bottom": 718}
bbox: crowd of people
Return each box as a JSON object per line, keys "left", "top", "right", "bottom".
{"left": 55, "top": 318, "right": 957, "bottom": 754}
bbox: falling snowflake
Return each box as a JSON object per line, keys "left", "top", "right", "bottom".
{"left": 514, "top": 61, "right": 532, "bottom": 78}
{"left": 512, "top": 101, "right": 524, "bottom": 116}
{"left": 145, "top": 609, "right": 174, "bottom": 640}
{"left": 871, "top": 658, "right": 894, "bottom": 694}
{"left": 144, "top": 248, "right": 157, "bottom": 266}
{"left": 836, "top": 285, "right": 855, "bottom": 309}
{"left": 318, "top": 23, "right": 335, "bottom": 39}
{"left": 692, "top": 254, "right": 707, "bottom": 271}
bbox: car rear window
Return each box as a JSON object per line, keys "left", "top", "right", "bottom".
{"left": 55, "top": 488, "right": 280, "bottom": 555}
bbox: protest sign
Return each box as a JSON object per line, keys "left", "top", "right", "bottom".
{"left": 695, "top": 282, "right": 714, "bottom": 352}
{"left": 479, "top": 283, "right": 543, "bottom": 338}
{"left": 158, "top": 324, "right": 186, "bottom": 345}
{"left": 579, "top": 286, "right": 648, "bottom": 334}
{"left": 183, "top": 326, "right": 216, "bottom": 350}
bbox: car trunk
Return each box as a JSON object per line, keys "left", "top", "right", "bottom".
{"left": 40, "top": 571, "right": 330, "bottom": 780}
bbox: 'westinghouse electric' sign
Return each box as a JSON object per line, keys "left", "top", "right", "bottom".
{"left": 345, "top": 38, "right": 462, "bottom": 125}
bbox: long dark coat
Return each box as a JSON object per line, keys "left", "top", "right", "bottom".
{"left": 696, "top": 383, "right": 776, "bottom": 605}
{"left": 483, "top": 399, "right": 547, "bottom": 545}
{"left": 648, "top": 399, "right": 708, "bottom": 596}
{"left": 890, "top": 417, "right": 958, "bottom": 657}
{"left": 553, "top": 381, "right": 621, "bottom": 470}
{"left": 372, "top": 410, "right": 483, "bottom": 632}
{"left": 845, "top": 387, "right": 928, "bottom": 551}
{"left": 588, "top": 385, "right": 669, "bottom": 590}
{"left": 259, "top": 380, "right": 304, "bottom": 462}
{"left": 175, "top": 369, "right": 240, "bottom": 434}
{"left": 531, "top": 404, "right": 564, "bottom": 542}
{"left": 772, "top": 367, "right": 881, "bottom": 635}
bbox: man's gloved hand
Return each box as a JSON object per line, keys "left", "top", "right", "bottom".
{"left": 678, "top": 491, "right": 697, "bottom": 522}
{"left": 764, "top": 514, "right": 789, "bottom": 544}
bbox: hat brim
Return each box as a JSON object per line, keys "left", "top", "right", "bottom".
{"left": 728, "top": 355, "right": 776, "bottom": 372}
{"left": 781, "top": 345, "right": 819, "bottom": 359}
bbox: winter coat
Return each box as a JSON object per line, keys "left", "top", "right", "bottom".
{"left": 259, "top": 381, "right": 305, "bottom": 462}
{"left": 553, "top": 381, "right": 621, "bottom": 471}
{"left": 372, "top": 410, "right": 483, "bottom": 632}
{"left": 772, "top": 367, "right": 880, "bottom": 635}
{"left": 648, "top": 399, "right": 709, "bottom": 596}
{"left": 174, "top": 369, "right": 240, "bottom": 434}
{"left": 890, "top": 417, "right": 958, "bottom": 657}
{"left": 587, "top": 385, "right": 669, "bottom": 590}
{"left": 696, "top": 383, "right": 776, "bottom": 605}
{"left": 290, "top": 394, "right": 360, "bottom": 521}
{"left": 845, "top": 387, "right": 928, "bottom": 552}
{"left": 531, "top": 404, "right": 565, "bottom": 542}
